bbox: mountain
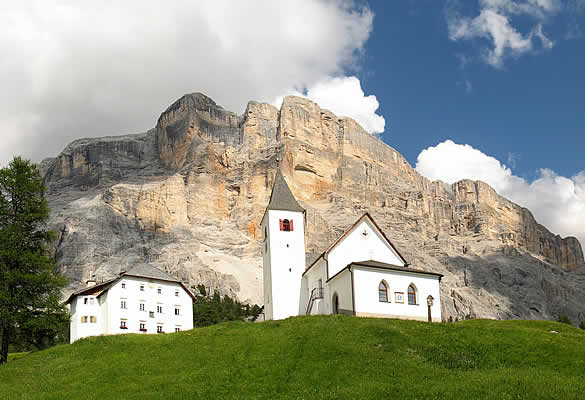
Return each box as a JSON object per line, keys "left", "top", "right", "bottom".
{"left": 41, "top": 92, "right": 585, "bottom": 322}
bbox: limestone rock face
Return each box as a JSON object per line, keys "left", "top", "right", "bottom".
{"left": 43, "top": 93, "right": 585, "bottom": 322}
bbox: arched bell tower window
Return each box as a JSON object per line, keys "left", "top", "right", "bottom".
{"left": 280, "top": 219, "right": 293, "bottom": 232}
{"left": 378, "top": 281, "right": 389, "bottom": 302}
{"left": 408, "top": 284, "right": 417, "bottom": 305}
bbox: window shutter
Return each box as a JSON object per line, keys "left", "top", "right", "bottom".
{"left": 290, "top": 220, "right": 294, "bottom": 231}
{"left": 279, "top": 219, "right": 283, "bottom": 231}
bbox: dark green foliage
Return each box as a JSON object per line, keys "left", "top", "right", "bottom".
{"left": 192, "top": 289, "right": 261, "bottom": 327}
{"left": 579, "top": 321, "right": 585, "bottom": 330}
{"left": 0, "top": 157, "right": 68, "bottom": 364}
{"left": 556, "top": 314, "right": 572, "bottom": 325}
{"left": 0, "top": 318, "right": 585, "bottom": 398}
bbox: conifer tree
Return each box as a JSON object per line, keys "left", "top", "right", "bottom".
{"left": 0, "top": 157, "right": 67, "bottom": 364}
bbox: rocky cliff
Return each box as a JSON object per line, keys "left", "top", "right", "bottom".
{"left": 42, "top": 92, "right": 585, "bottom": 322}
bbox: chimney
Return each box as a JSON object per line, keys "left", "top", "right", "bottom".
{"left": 86, "top": 271, "right": 97, "bottom": 287}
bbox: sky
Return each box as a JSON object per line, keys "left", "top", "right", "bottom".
{"left": 0, "top": 0, "right": 584, "bottom": 247}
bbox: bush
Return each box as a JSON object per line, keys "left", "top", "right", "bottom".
{"left": 579, "top": 321, "right": 585, "bottom": 330}
{"left": 557, "top": 314, "right": 572, "bottom": 325}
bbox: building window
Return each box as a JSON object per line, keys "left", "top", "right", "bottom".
{"left": 89, "top": 316, "right": 97, "bottom": 323}
{"left": 139, "top": 322, "right": 146, "bottom": 332}
{"left": 157, "top": 305, "right": 163, "bottom": 314}
{"left": 175, "top": 327, "right": 181, "bottom": 332}
{"left": 175, "top": 290, "right": 179, "bottom": 297}
{"left": 175, "top": 307, "right": 180, "bottom": 316}
{"left": 140, "top": 285, "right": 144, "bottom": 292}
{"left": 408, "top": 284, "right": 417, "bottom": 305}
{"left": 120, "top": 320, "right": 127, "bottom": 329}
{"left": 139, "top": 303, "right": 145, "bottom": 311}
{"left": 89, "top": 298, "right": 94, "bottom": 305}
{"left": 84, "top": 297, "right": 88, "bottom": 305}
{"left": 378, "top": 281, "right": 389, "bottom": 302}
{"left": 121, "top": 300, "right": 127, "bottom": 309}
{"left": 157, "top": 288, "right": 162, "bottom": 294}
{"left": 264, "top": 227, "right": 267, "bottom": 241}
{"left": 81, "top": 316, "right": 88, "bottom": 323}
{"left": 280, "top": 219, "right": 293, "bottom": 232}
{"left": 121, "top": 282, "right": 126, "bottom": 289}
{"left": 157, "top": 325, "right": 164, "bottom": 333}
{"left": 149, "top": 311, "right": 155, "bottom": 318}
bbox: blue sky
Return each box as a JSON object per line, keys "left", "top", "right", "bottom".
{"left": 0, "top": 0, "right": 584, "bottom": 247}
{"left": 361, "top": 0, "right": 584, "bottom": 180}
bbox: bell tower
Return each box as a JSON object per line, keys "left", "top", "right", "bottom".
{"left": 261, "top": 170, "right": 306, "bottom": 320}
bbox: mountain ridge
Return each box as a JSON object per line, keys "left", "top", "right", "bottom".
{"left": 41, "top": 92, "right": 585, "bottom": 322}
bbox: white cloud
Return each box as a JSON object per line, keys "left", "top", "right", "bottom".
{"left": 447, "top": 0, "right": 558, "bottom": 67}
{"left": 0, "top": 1, "right": 375, "bottom": 166}
{"left": 416, "top": 140, "right": 585, "bottom": 248}
{"left": 274, "top": 76, "right": 385, "bottom": 134}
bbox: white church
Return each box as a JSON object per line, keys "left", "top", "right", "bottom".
{"left": 66, "top": 264, "right": 195, "bottom": 343}
{"left": 262, "top": 171, "right": 443, "bottom": 322}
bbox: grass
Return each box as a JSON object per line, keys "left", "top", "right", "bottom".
{"left": 1, "top": 316, "right": 585, "bottom": 399}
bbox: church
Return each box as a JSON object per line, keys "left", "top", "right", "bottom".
{"left": 262, "top": 170, "right": 442, "bottom": 322}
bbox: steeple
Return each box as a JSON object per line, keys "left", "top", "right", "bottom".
{"left": 267, "top": 170, "right": 304, "bottom": 213}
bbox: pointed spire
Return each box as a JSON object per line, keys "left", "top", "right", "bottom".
{"left": 267, "top": 170, "right": 304, "bottom": 213}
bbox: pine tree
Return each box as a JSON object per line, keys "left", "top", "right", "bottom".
{"left": 0, "top": 157, "right": 68, "bottom": 364}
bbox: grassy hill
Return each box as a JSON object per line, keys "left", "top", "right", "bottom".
{"left": 1, "top": 316, "right": 585, "bottom": 399}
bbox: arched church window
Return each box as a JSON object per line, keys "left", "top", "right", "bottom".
{"left": 408, "top": 284, "right": 417, "bottom": 305}
{"left": 378, "top": 281, "right": 389, "bottom": 302}
{"left": 280, "top": 219, "right": 293, "bottom": 232}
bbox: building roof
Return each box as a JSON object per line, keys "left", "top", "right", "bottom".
{"left": 351, "top": 260, "right": 444, "bottom": 278}
{"left": 121, "top": 263, "right": 180, "bottom": 283}
{"left": 303, "top": 212, "right": 408, "bottom": 276}
{"left": 64, "top": 264, "right": 195, "bottom": 304}
{"left": 326, "top": 260, "right": 443, "bottom": 283}
{"left": 266, "top": 170, "right": 304, "bottom": 213}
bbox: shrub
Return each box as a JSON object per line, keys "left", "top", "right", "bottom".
{"left": 557, "top": 314, "right": 572, "bottom": 325}
{"left": 579, "top": 321, "right": 585, "bottom": 330}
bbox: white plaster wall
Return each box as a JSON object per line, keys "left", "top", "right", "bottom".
{"left": 261, "top": 216, "right": 273, "bottom": 320}
{"left": 70, "top": 295, "right": 101, "bottom": 342}
{"left": 328, "top": 219, "right": 405, "bottom": 278}
{"left": 264, "top": 209, "right": 306, "bottom": 320}
{"left": 328, "top": 269, "right": 353, "bottom": 315}
{"left": 106, "top": 277, "right": 193, "bottom": 336}
{"left": 70, "top": 276, "right": 194, "bottom": 342}
{"left": 352, "top": 267, "right": 441, "bottom": 322}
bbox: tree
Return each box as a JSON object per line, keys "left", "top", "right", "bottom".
{"left": 192, "top": 287, "right": 262, "bottom": 328}
{"left": 0, "top": 157, "right": 68, "bottom": 364}
{"left": 556, "top": 314, "right": 572, "bottom": 325}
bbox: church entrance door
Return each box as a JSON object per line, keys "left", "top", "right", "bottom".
{"left": 332, "top": 293, "right": 339, "bottom": 315}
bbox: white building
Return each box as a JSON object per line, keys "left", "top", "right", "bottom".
{"left": 66, "top": 264, "right": 195, "bottom": 343}
{"left": 262, "top": 170, "right": 443, "bottom": 322}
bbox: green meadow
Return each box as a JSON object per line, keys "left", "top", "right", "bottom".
{"left": 1, "top": 316, "right": 584, "bottom": 399}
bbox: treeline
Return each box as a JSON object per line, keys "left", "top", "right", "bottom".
{"left": 192, "top": 285, "right": 262, "bottom": 327}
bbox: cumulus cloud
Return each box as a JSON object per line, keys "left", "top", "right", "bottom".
{"left": 416, "top": 140, "right": 585, "bottom": 248}
{"left": 0, "top": 1, "right": 375, "bottom": 166}
{"left": 273, "top": 76, "right": 385, "bottom": 134}
{"left": 447, "top": 0, "right": 558, "bottom": 67}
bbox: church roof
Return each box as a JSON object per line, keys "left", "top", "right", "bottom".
{"left": 303, "top": 212, "right": 409, "bottom": 276}
{"left": 266, "top": 170, "right": 304, "bottom": 213}
{"left": 121, "top": 263, "right": 180, "bottom": 283}
{"left": 326, "top": 260, "right": 443, "bottom": 283}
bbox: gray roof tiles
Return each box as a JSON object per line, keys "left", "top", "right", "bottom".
{"left": 122, "top": 263, "right": 179, "bottom": 282}
{"left": 266, "top": 170, "right": 304, "bottom": 213}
